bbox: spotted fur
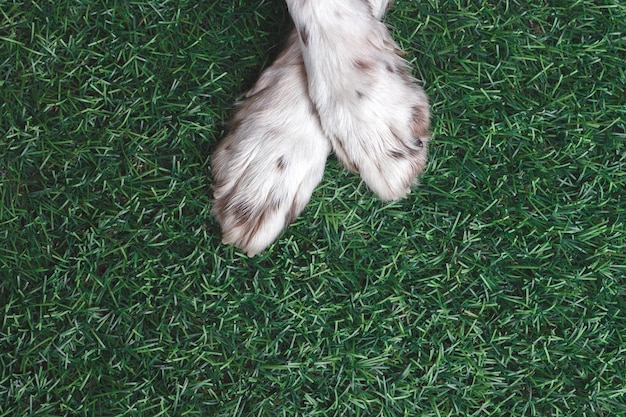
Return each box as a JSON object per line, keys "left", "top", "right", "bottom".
{"left": 212, "top": 32, "right": 330, "bottom": 256}
{"left": 212, "top": 0, "right": 430, "bottom": 255}
{"left": 286, "top": 0, "right": 430, "bottom": 201}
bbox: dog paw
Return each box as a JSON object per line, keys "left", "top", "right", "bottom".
{"left": 212, "top": 33, "right": 330, "bottom": 256}
{"left": 286, "top": 0, "right": 431, "bottom": 201}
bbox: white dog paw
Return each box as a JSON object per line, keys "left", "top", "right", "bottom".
{"left": 286, "top": 0, "right": 431, "bottom": 201}
{"left": 212, "top": 33, "right": 330, "bottom": 256}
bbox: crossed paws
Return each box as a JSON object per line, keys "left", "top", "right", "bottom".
{"left": 212, "top": 0, "right": 430, "bottom": 256}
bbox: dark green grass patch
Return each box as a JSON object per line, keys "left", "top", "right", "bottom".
{"left": 1, "top": 0, "right": 625, "bottom": 416}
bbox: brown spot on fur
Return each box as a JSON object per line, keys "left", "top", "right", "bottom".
{"left": 231, "top": 200, "right": 254, "bottom": 226}
{"left": 276, "top": 156, "right": 287, "bottom": 171}
{"left": 355, "top": 59, "right": 374, "bottom": 72}
{"left": 356, "top": 90, "right": 364, "bottom": 99}
{"left": 244, "top": 208, "right": 267, "bottom": 246}
{"left": 384, "top": 59, "right": 411, "bottom": 82}
{"left": 389, "top": 149, "right": 405, "bottom": 160}
{"left": 300, "top": 26, "right": 309, "bottom": 46}
{"left": 228, "top": 118, "right": 242, "bottom": 135}
{"left": 389, "top": 127, "right": 423, "bottom": 159}
{"left": 212, "top": 178, "right": 224, "bottom": 190}
{"left": 397, "top": 65, "right": 411, "bottom": 82}
{"left": 410, "top": 104, "right": 430, "bottom": 137}
{"left": 309, "top": 101, "right": 321, "bottom": 121}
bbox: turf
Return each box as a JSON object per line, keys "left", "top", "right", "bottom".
{"left": 1, "top": 0, "right": 625, "bottom": 416}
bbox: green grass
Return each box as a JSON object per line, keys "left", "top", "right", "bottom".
{"left": 1, "top": 0, "right": 625, "bottom": 415}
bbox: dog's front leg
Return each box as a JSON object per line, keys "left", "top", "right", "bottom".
{"left": 212, "top": 32, "right": 330, "bottom": 256}
{"left": 285, "top": 0, "right": 431, "bottom": 201}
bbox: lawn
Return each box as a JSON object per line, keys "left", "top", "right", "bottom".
{"left": 1, "top": 0, "right": 625, "bottom": 416}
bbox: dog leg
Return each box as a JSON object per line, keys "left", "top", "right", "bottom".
{"left": 285, "top": 0, "right": 430, "bottom": 201}
{"left": 212, "top": 0, "right": 403, "bottom": 255}
{"left": 212, "top": 32, "right": 330, "bottom": 256}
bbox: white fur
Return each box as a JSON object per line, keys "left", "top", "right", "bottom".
{"left": 286, "top": 0, "right": 430, "bottom": 201}
{"left": 212, "top": 33, "right": 330, "bottom": 256}
{"left": 212, "top": 0, "right": 430, "bottom": 255}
